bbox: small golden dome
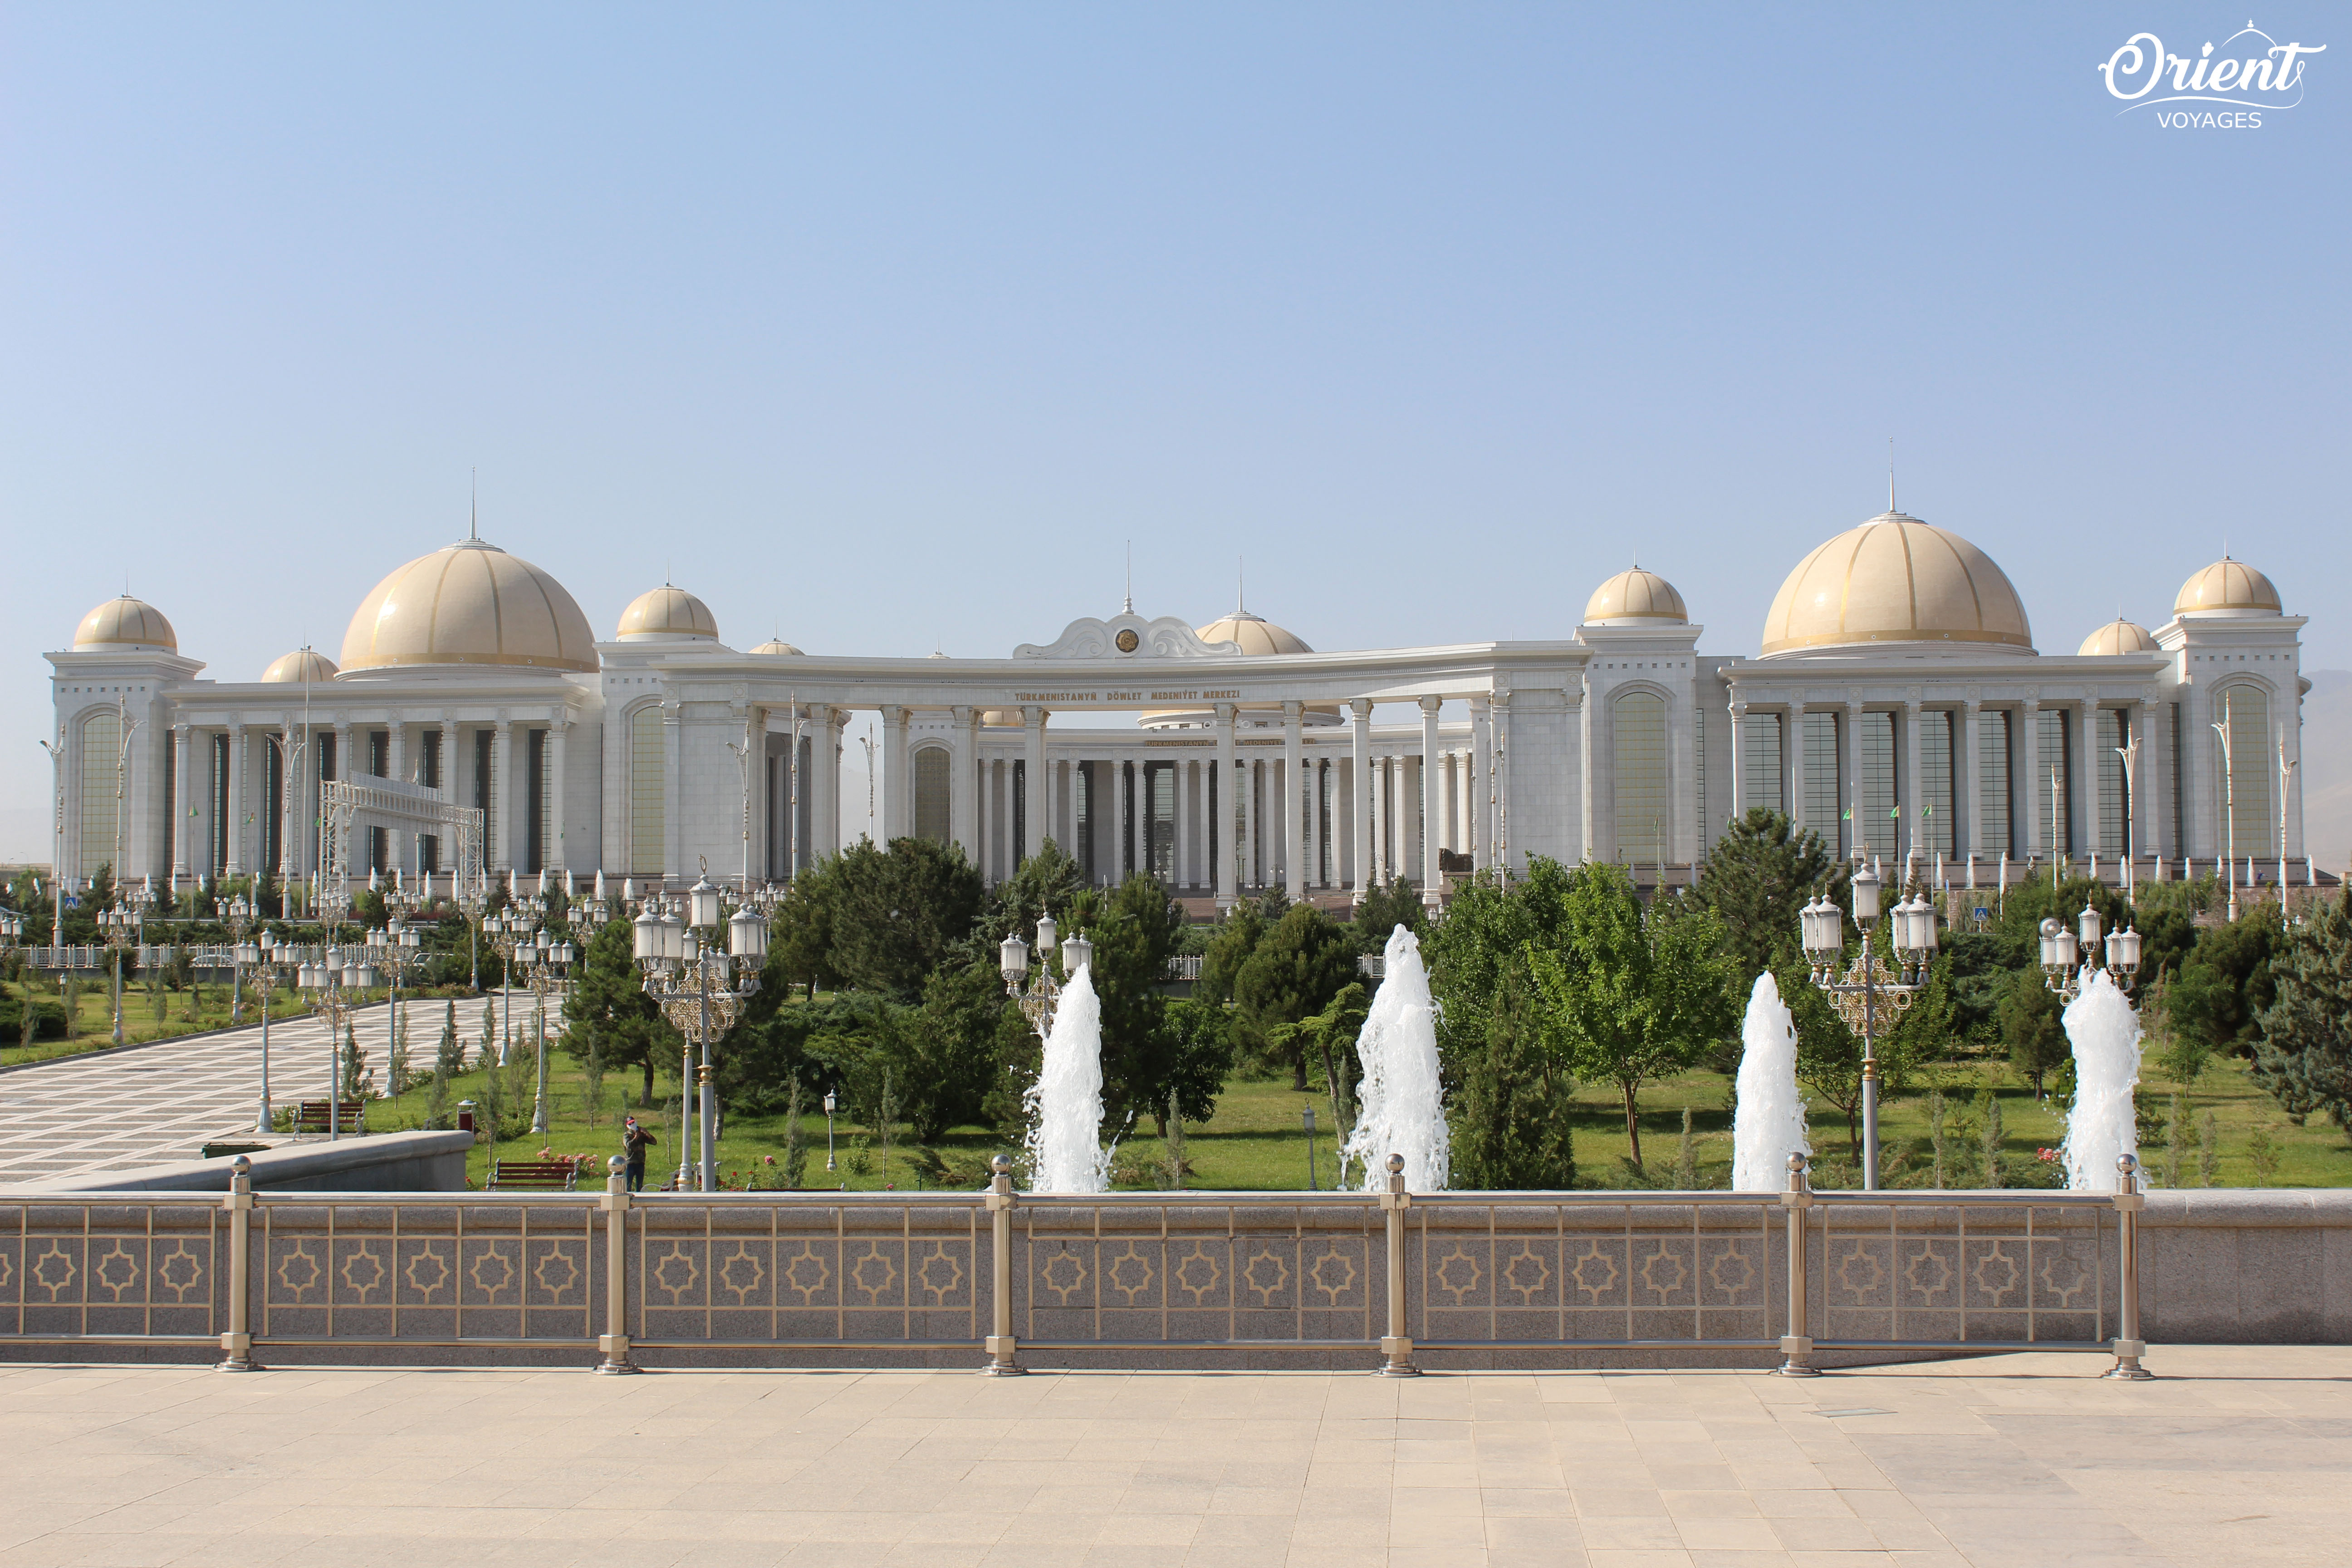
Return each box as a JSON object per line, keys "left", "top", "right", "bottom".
{"left": 1195, "top": 609, "right": 1313, "bottom": 656}
{"left": 340, "top": 539, "right": 597, "bottom": 675}
{"left": 2173, "top": 556, "right": 2281, "bottom": 617}
{"left": 749, "top": 637, "right": 804, "bottom": 656}
{"left": 1584, "top": 567, "right": 1687, "bottom": 626}
{"left": 1761, "top": 512, "right": 2032, "bottom": 656}
{"left": 2078, "top": 619, "right": 2157, "bottom": 657}
{"left": 262, "top": 647, "right": 338, "bottom": 683}
{"left": 74, "top": 595, "right": 176, "bottom": 653}
{"left": 617, "top": 584, "right": 719, "bottom": 642}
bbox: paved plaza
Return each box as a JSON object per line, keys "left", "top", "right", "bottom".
{"left": 0, "top": 1346, "right": 2341, "bottom": 1567}
{"left": 0, "top": 1004, "right": 407, "bottom": 1183}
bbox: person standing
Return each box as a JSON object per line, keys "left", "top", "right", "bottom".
{"left": 622, "top": 1116, "right": 656, "bottom": 1192}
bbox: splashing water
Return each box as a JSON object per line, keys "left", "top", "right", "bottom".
{"left": 1339, "top": 926, "right": 1450, "bottom": 1191}
{"left": 1732, "top": 972, "right": 1810, "bottom": 1192}
{"left": 2062, "top": 967, "right": 2144, "bottom": 1192}
{"left": 1021, "top": 965, "right": 1112, "bottom": 1194}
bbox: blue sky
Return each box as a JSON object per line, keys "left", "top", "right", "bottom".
{"left": 3, "top": 3, "right": 2344, "bottom": 859}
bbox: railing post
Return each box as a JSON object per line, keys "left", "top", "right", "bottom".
{"left": 1378, "top": 1153, "right": 1419, "bottom": 1377}
{"left": 216, "top": 1156, "right": 258, "bottom": 1372}
{"left": 595, "top": 1155, "right": 640, "bottom": 1373}
{"left": 2105, "top": 1153, "right": 2152, "bottom": 1381}
{"left": 1778, "top": 1152, "right": 1818, "bottom": 1377}
{"left": 982, "top": 1154, "right": 1024, "bottom": 1375}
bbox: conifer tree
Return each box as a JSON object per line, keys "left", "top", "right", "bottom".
{"left": 2253, "top": 889, "right": 2352, "bottom": 1129}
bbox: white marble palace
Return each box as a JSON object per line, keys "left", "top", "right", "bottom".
{"left": 46, "top": 509, "right": 2313, "bottom": 909}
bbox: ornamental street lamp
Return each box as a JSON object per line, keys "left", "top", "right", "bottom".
{"left": 222, "top": 895, "right": 256, "bottom": 1023}
{"left": 634, "top": 869, "right": 766, "bottom": 1191}
{"left": 99, "top": 885, "right": 151, "bottom": 1047}
{"left": 1798, "top": 861, "right": 1935, "bottom": 1191}
{"left": 998, "top": 912, "right": 1093, "bottom": 1038}
{"left": 519, "top": 926, "right": 577, "bottom": 1136}
{"left": 369, "top": 913, "right": 426, "bottom": 1091}
{"left": 2040, "top": 901, "right": 2142, "bottom": 1000}
{"left": 823, "top": 1090, "right": 837, "bottom": 1172}
{"left": 486, "top": 895, "right": 543, "bottom": 1066}
{"left": 234, "top": 929, "right": 293, "bottom": 1132}
{"left": 456, "top": 870, "right": 491, "bottom": 991}
{"left": 297, "top": 941, "right": 378, "bottom": 1141}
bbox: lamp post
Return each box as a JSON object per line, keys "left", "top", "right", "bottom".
{"left": 486, "top": 896, "right": 541, "bottom": 1066}
{"left": 2039, "top": 902, "right": 2143, "bottom": 1000}
{"left": 456, "top": 870, "right": 490, "bottom": 992}
{"left": 519, "top": 925, "right": 577, "bottom": 1137}
{"left": 221, "top": 895, "right": 255, "bottom": 1023}
{"left": 633, "top": 871, "right": 766, "bottom": 1191}
{"left": 297, "top": 941, "right": 377, "bottom": 1141}
{"left": 998, "top": 913, "right": 1093, "bottom": 1039}
{"left": 2278, "top": 735, "right": 2297, "bottom": 906}
{"left": 370, "top": 911, "right": 425, "bottom": 1092}
{"left": 2213, "top": 696, "right": 2238, "bottom": 921}
{"left": 99, "top": 885, "right": 150, "bottom": 1047}
{"left": 2115, "top": 731, "right": 2141, "bottom": 899}
{"left": 823, "top": 1090, "right": 837, "bottom": 1172}
{"left": 234, "top": 929, "right": 292, "bottom": 1132}
{"left": 1797, "top": 862, "right": 1935, "bottom": 1191}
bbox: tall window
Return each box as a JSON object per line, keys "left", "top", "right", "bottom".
{"left": 263, "top": 736, "right": 284, "bottom": 872}
{"left": 525, "top": 728, "right": 548, "bottom": 874}
{"left": 1916, "top": 711, "right": 1953, "bottom": 856}
{"left": 2096, "top": 708, "right": 2128, "bottom": 856}
{"left": 1859, "top": 710, "right": 1897, "bottom": 860}
{"left": 1803, "top": 711, "right": 1842, "bottom": 855}
{"left": 1980, "top": 710, "right": 2012, "bottom": 858}
{"left": 912, "top": 746, "right": 951, "bottom": 846}
{"left": 79, "top": 707, "right": 122, "bottom": 878}
{"left": 1612, "top": 690, "right": 1669, "bottom": 867}
{"left": 1743, "top": 712, "right": 1784, "bottom": 817}
{"left": 2214, "top": 686, "right": 2274, "bottom": 856}
{"left": 2037, "top": 709, "right": 2071, "bottom": 856}
{"left": 2171, "top": 703, "right": 2185, "bottom": 857}
{"left": 1693, "top": 704, "right": 1707, "bottom": 844}
{"left": 473, "top": 729, "right": 495, "bottom": 863}
{"left": 629, "top": 709, "right": 665, "bottom": 875}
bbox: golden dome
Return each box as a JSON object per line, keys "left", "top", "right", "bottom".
{"left": 74, "top": 595, "right": 176, "bottom": 653}
{"left": 2173, "top": 556, "right": 2281, "bottom": 617}
{"left": 1760, "top": 512, "right": 2031, "bottom": 656}
{"left": 2078, "top": 619, "right": 2157, "bottom": 657}
{"left": 1584, "top": 567, "right": 1687, "bottom": 626}
{"left": 1195, "top": 609, "right": 1313, "bottom": 656}
{"left": 261, "top": 647, "right": 338, "bottom": 683}
{"left": 339, "top": 539, "right": 597, "bottom": 675}
{"left": 749, "top": 637, "right": 804, "bottom": 656}
{"left": 617, "top": 584, "right": 719, "bottom": 642}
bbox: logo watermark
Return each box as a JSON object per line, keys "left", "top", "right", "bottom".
{"left": 2097, "top": 20, "right": 2324, "bottom": 127}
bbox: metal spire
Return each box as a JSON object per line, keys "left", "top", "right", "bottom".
{"left": 470, "top": 468, "right": 479, "bottom": 541}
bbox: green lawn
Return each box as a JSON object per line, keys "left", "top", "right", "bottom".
{"left": 352, "top": 1014, "right": 2352, "bottom": 1192}
{"left": 3, "top": 975, "right": 315, "bottom": 1066}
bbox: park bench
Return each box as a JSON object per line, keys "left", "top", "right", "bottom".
{"left": 486, "top": 1160, "right": 580, "bottom": 1191}
{"left": 293, "top": 1100, "right": 366, "bottom": 1135}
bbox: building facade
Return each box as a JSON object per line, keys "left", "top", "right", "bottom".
{"left": 44, "top": 510, "right": 2313, "bottom": 907}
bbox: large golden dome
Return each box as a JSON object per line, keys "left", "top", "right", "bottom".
{"left": 1141, "top": 608, "right": 1337, "bottom": 728}
{"left": 339, "top": 539, "right": 597, "bottom": 675}
{"left": 74, "top": 595, "right": 177, "bottom": 653}
{"left": 1760, "top": 512, "right": 2031, "bottom": 656}
{"left": 2078, "top": 618, "right": 2157, "bottom": 657}
{"left": 2173, "top": 556, "right": 2280, "bottom": 617}
{"left": 1583, "top": 568, "right": 1687, "bottom": 626}
{"left": 1195, "top": 608, "right": 1313, "bottom": 656}
{"left": 617, "top": 584, "right": 719, "bottom": 642}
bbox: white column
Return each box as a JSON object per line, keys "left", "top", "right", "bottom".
{"left": 1902, "top": 698, "right": 1924, "bottom": 867}
{"left": 547, "top": 720, "right": 569, "bottom": 879}
{"left": 2019, "top": 699, "right": 2044, "bottom": 860}
{"left": 1419, "top": 696, "right": 1442, "bottom": 903}
{"left": 2077, "top": 697, "right": 2098, "bottom": 858}
{"left": 1371, "top": 756, "right": 1388, "bottom": 885}
{"left": 169, "top": 725, "right": 190, "bottom": 881}
{"left": 1175, "top": 758, "right": 1191, "bottom": 889}
{"left": 2134, "top": 696, "right": 2159, "bottom": 866}
{"left": 1729, "top": 701, "right": 1748, "bottom": 822}
{"left": 1308, "top": 756, "right": 1325, "bottom": 889}
{"left": 224, "top": 723, "right": 245, "bottom": 875}
{"left": 1960, "top": 701, "right": 1982, "bottom": 862}
{"left": 977, "top": 752, "right": 995, "bottom": 882}
{"left": 879, "top": 706, "right": 908, "bottom": 842}
{"left": 1348, "top": 700, "right": 1375, "bottom": 895}
{"left": 1022, "top": 707, "right": 1046, "bottom": 862}
{"left": 1237, "top": 757, "right": 1255, "bottom": 892}
{"left": 1212, "top": 705, "right": 1236, "bottom": 909}
{"left": 1469, "top": 697, "right": 1492, "bottom": 870}
{"left": 1280, "top": 701, "right": 1306, "bottom": 902}
{"left": 1115, "top": 757, "right": 1132, "bottom": 885}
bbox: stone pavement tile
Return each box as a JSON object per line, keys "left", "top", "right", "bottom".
{"left": 1390, "top": 1485, "right": 1482, "bottom": 1517}
{"left": 898, "top": 1512, "right": 1015, "bottom": 1545}
{"left": 1084, "top": 1551, "right": 1186, "bottom": 1568}
{"left": 1191, "top": 1514, "right": 1297, "bottom": 1549}
{"left": 1766, "top": 1518, "right": 1885, "bottom": 1552}
{"left": 1026, "top": 1484, "right": 1131, "bottom": 1515}
{"left": 1571, "top": 1489, "right": 1669, "bottom": 1517}
{"left": 1685, "top": 1554, "right": 1797, "bottom": 1568}
{"left": 1387, "top": 1509, "right": 1489, "bottom": 1549}
{"left": 1484, "top": 1515, "right": 1579, "bottom": 1550}
{"left": 1581, "top": 1550, "right": 1694, "bottom": 1568}
{"left": 1209, "top": 1486, "right": 1303, "bottom": 1517}
{"left": 1392, "top": 1461, "right": 1480, "bottom": 1488}
{"left": 1094, "top": 1513, "right": 1200, "bottom": 1547}
{"left": 1482, "top": 1488, "right": 1578, "bottom": 1518}
{"left": 977, "top": 1544, "right": 1095, "bottom": 1568}
{"left": 1292, "top": 1516, "right": 1387, "bottom": 1549}
{"left": 1295, "top": 1485, "right": 1390, "bottom": 1518}
{"left": 1748, "top": 1491, "right": 1854, "bottom": 1519}
{"left": 1645, "top": 1463, "right": 1744, "bottom": 1492}
{"left": 1387, "top": 1549, "right": 1490, "bottom": 1568}
{"left": 1660, "top": 1491, "right": 1760, "bottom": 1519}
{"left": 1479, "top": 1462, "right": 1568, "bottom": 1488}
{"left": 1577, "top": 1513, "right": 1686, "bottom": 1551}
{"left": 1124, "top": 1483, "right": 1220, "bottom": 1514}
{"left": 995, "top": 1511, "right": 1110, "bottom": 1544}
{"left": 1674, "top": 1519, "right": 1782, "bottom": 1551}
{"left": 1485, "top": 1549, "right": 1588, "bottom": 1568}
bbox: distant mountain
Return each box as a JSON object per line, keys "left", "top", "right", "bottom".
{"left": 2307, "top": 670, "right": 2350, "bottom": 878}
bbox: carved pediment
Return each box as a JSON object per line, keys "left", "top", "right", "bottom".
{"left": 1015, "top": 612, "right": 1241, "bottom": 660}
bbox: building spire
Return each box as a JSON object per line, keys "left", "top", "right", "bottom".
{"left": 1888, "top": 438, "right": 1896, "bottom": 513}
{"left": 1124, "top": 539, "right": 1132, "bottom": 615}
{"left": 1237, "top": 555, "right": 1245, "bottom": 614}
{"left": 470, "top": 467, "right": 479, "bottom": 541}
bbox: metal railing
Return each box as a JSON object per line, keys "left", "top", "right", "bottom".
{"left": 0, "top": 1153, "right": 2150, "bottom": 1379}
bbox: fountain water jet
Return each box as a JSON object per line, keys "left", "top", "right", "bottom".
{"left": 1732, "top": 972, "right": 1809, "bottom": 1192}
{"left": 2062, "top": 967, "right": 2143, "bottom": 1192}
{"left": 1022, "top": 964, "right": 1112, "bottom": 1194}
{"left": 1339, "top": 926, "right": 1449, "bottom": 1191}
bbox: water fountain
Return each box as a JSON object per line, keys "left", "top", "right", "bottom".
{"left": 2062, "top": 966, "right": 2143, "bottom": 1192}
{"left": 1339, "top": 926, "right": 1450, "bottom": 1191}
{"left": 1731, "top": 971, "right": 1809, "bottom": 1192}
{"left": 1021, "top": 962, "right": 1112, "bottom": 1194}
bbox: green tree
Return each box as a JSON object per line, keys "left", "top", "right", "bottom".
{"left": 1690, "top": 808, "right": 1845, "bottom": 980}
{"left": 826, "top": 837, "right": 985, "bottom": 1002}
{"left": 2253, "top": 889, "right": 2352, "bottom": 1129}
{"left": 1196, "top": 902, "right": 1264, "bottom": 1008}
{"left": 1422, "top": 857, "right": 1581, "bottom": 1084}
{"left": 2172, "top": 902, "right": 2283, "bottom": 1058}
{"left": 1999, "top": 971, "right": 2068, "bottom": 1098}
{"left": 984, "top": 838, "right": 1083, "bottom": 945}
{"left": 1449, "top": 960, "right": 1575, "bottom": 1189}
{"left": 770, "top": 859, "right": 840, "bottom": 999}
{"left": 1159, "top": 999, "right": 1239, "bottom": 1129}
{"left": 1268, "top": 982, "right": 1369, "bottom": 1141}
{"left": 1081, "top": 875, "right": 1191, "bottom": 1128}
{"left": 562, "top": 916, "right": 680, "bottom": 1106}
{"left": 1351, "top": 878, "right": 1426, "bottom": 954}
{"left": 1233, "top": 904, "right": 1357, "bottom": 1090}
{"left": 1526, "top": 863, "right": 1735, "bottom": 1170}
{"left": 897, "top": 960, "right": 1014, "bottom": 1141}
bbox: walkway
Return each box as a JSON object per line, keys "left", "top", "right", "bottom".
{"left": 0, "top": 1346, "right": 2339, "bottom": 1566}
{"left": 0, "top": 1003, "right": 411, "bottom": 1184}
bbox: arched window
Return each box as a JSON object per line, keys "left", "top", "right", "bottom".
{"left": 1612, "top": 690, "right": 1669, "bottom": 866}
{"left": 79, "top": 707, "right": 122, "bottom": 878}
{"left": 2214, "top": 686, "right": 2274, "bottom": 856}
{"left": 629, "top": 707, "right": 665, "bottom": 875}
{"left": 913, "top": 746, "right": 951, "bottom": 846}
